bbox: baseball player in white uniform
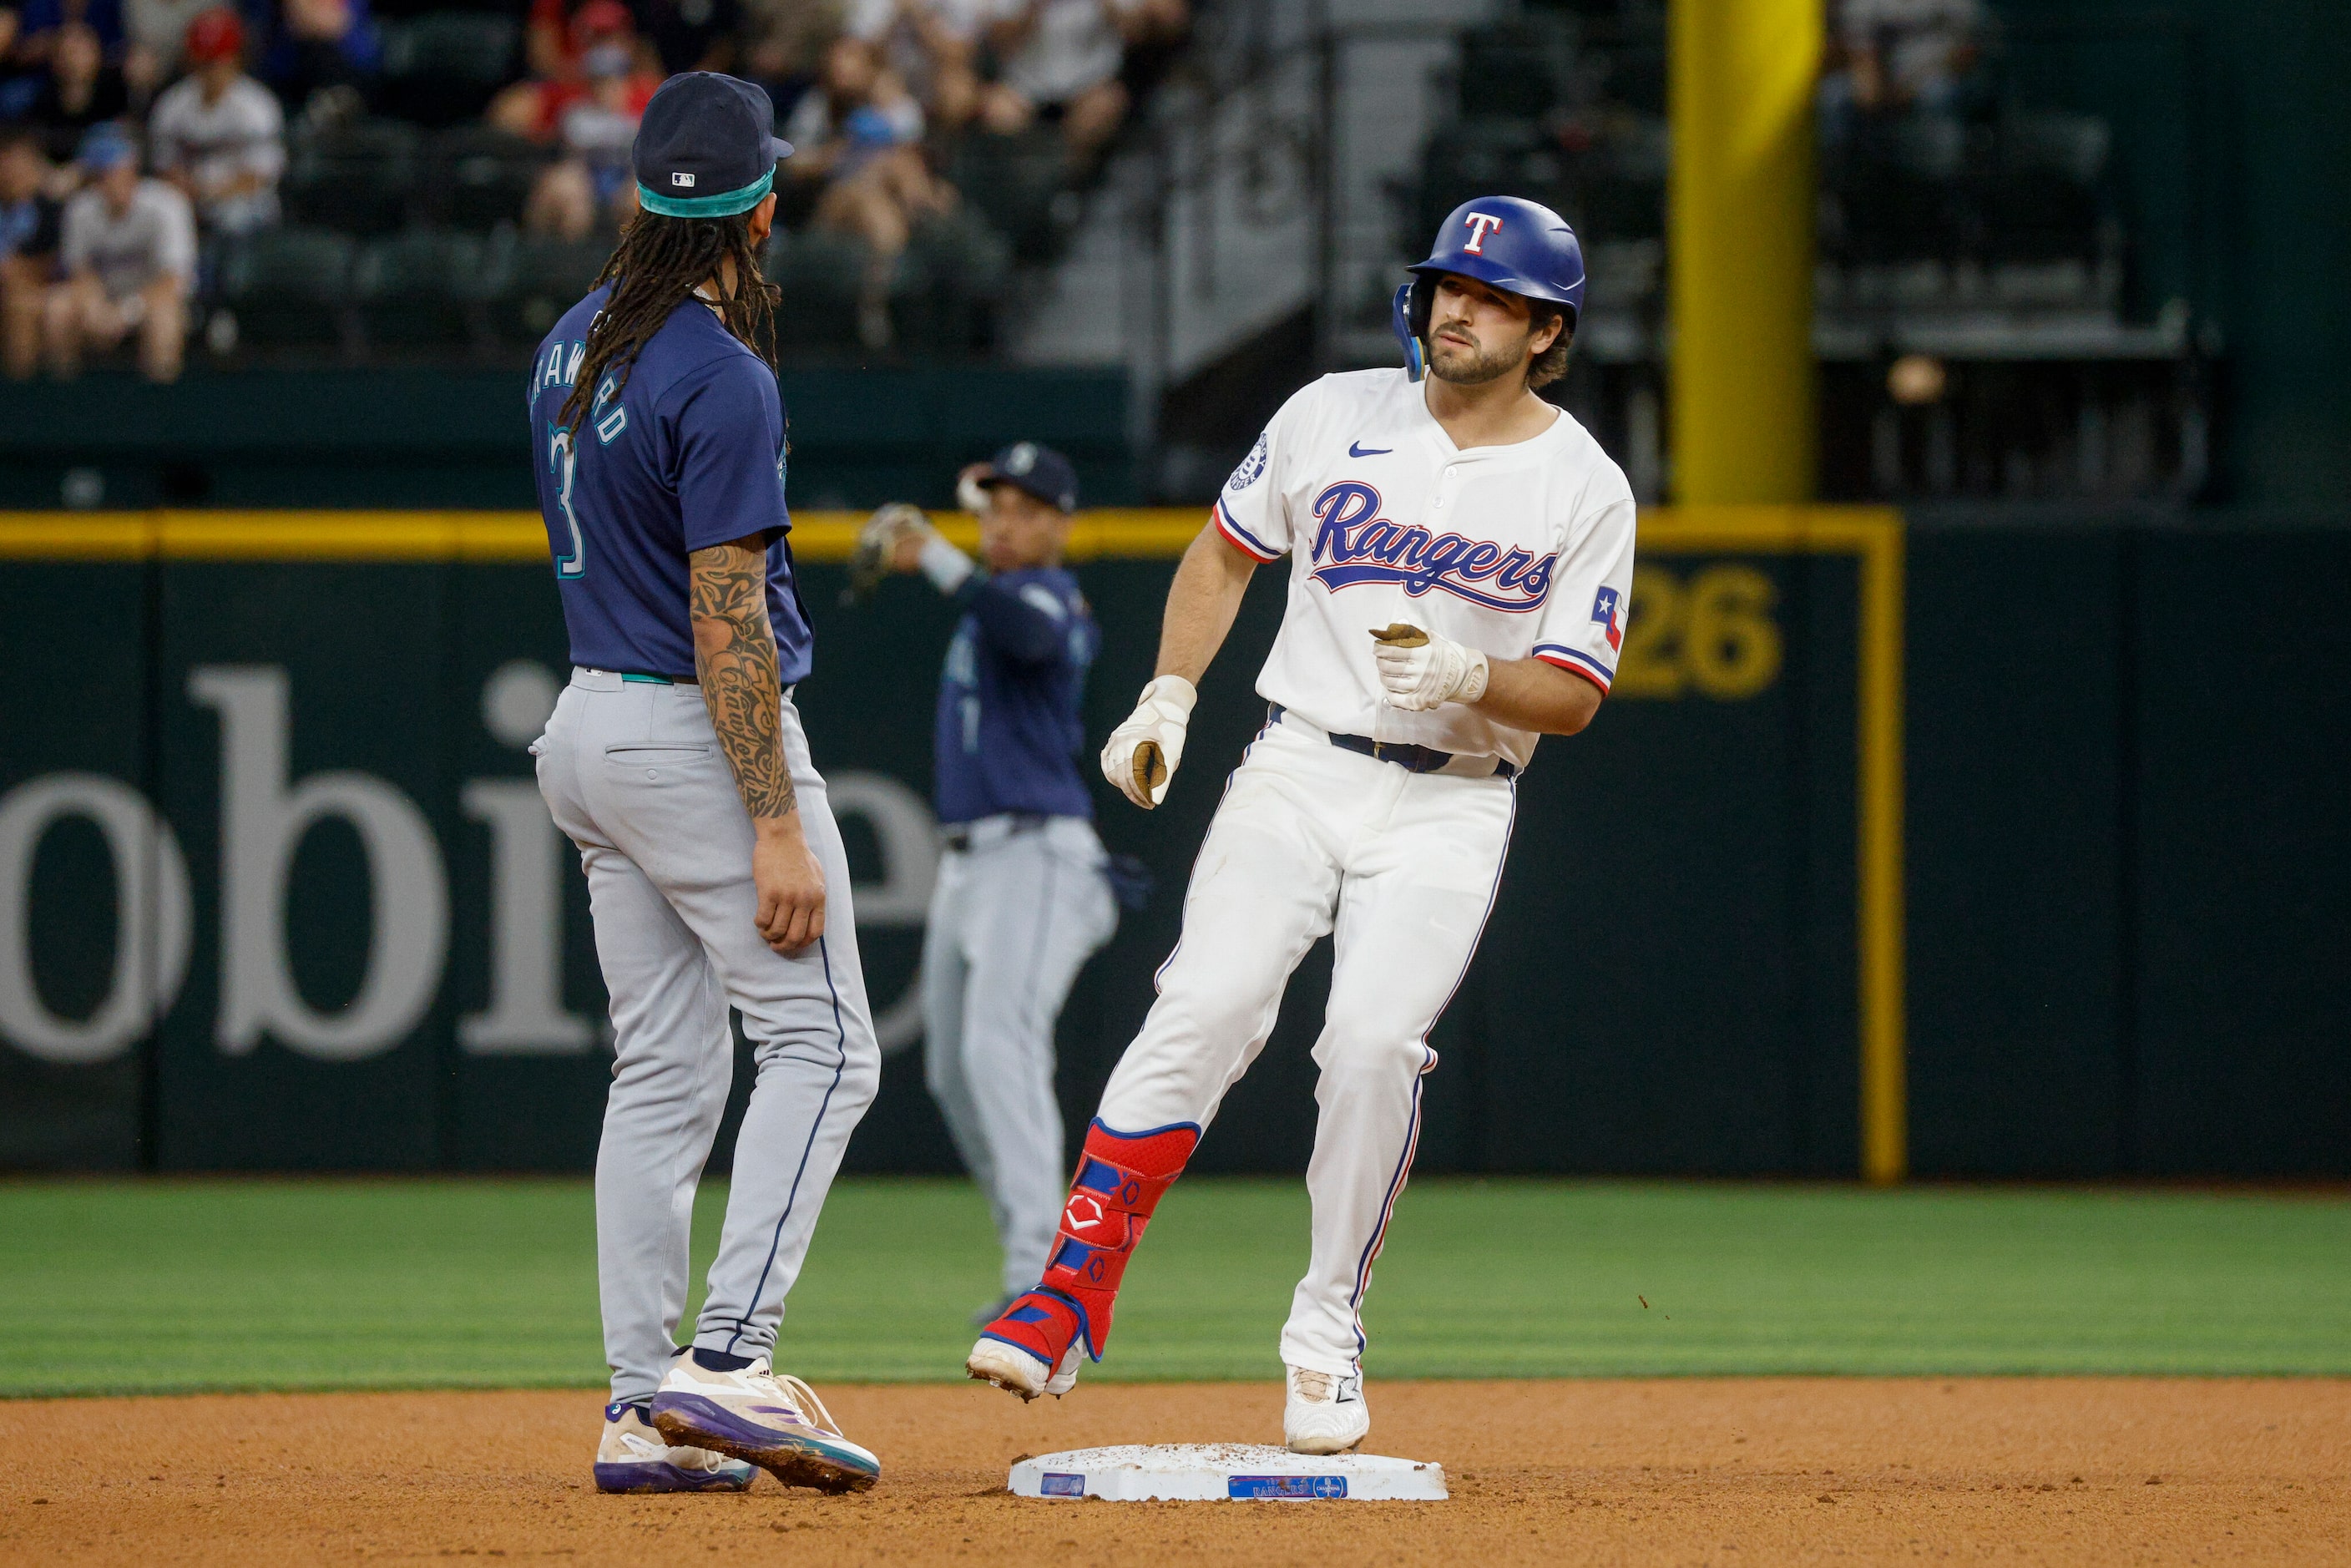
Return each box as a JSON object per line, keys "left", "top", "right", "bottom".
{"left": 967, "top": 195, "right": 1636, "bottom": 1454}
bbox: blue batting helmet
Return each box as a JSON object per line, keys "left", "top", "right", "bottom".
{"left": 1393, "top": 196, "right": 1585, "bottom": 380}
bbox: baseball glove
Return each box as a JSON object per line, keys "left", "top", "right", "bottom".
{"left": 1369, "top": 622, "right": 1431, "bottom": 648}
{"left": 842, "top": 502, "right": 932, "bottom": 606}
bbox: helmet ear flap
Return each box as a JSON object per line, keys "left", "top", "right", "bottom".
{"left": 1392, "top": 276, "right": 1439, "bottom": 382}
{"left": 1390, "top": 281, "right": 1424, "bottom": 382}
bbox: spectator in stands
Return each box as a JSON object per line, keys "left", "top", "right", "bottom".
{"left": 979, "top": 0, "right": 1162, "bottom": 167}
{"left": 10, "top": 0, "right": 125, "bottom": 65}
{"left": 42, "top": 123, "right": 192, "bottom": 379}
{"left": 0, "top": 128, "right": 63, "bottom": 377}
{"left": 737, "top": 0, "right": 838, "bottom": 119}
{"left": 123, "top": 0, "right": 215, "bottom": 98}
{"left": 1821, "top": 0, "right": 1983, "bottom": 151}
{"left": 520, "top": 28, "right": 654, "bottom": 240}
{"left": 1113, "top": 0, "right": 1185, "bottom": 114}
{"left": 250, "top": 0, "right": 382, "bottom": 114}
{"left": 14, "top": 21, "right": 129, "bottom": 162}
{"left": 149, "top": 8, "right": 283, "bottom": 237}
{"left": 844, "top": 0, "right": 988, "bottom": 134}
{"left": 520, "top": 0, "right": 580, "bottom": 83}
{"left": 784, "top": 31, "right": 952, "bottom": 348}
{"left": 634, "top": 0, "right": 742, "bottom": 76}
{"left": 491, "top": 0, "right": 653, "bottom": 144}
{"left": 520, "top": 0, "right": 700, "bottom": 85}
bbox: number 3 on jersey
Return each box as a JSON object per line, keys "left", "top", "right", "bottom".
{"left": 547, "top": 425, "right": 586, "bottom": 579}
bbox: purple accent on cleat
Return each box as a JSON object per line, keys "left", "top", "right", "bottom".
{"left": 592, "top": 1459, "right": 753, "bottom": 1495}
{"left": 650, "top": 1392, "right": 880, "bottom": 1490}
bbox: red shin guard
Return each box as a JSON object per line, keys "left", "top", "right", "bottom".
{"left": 979, "top": 1120, "right": 1199, "bottom": 1366}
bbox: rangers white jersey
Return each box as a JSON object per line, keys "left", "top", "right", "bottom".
{"left": 1212, "top": 367, "right": 1636, "bottom": 771}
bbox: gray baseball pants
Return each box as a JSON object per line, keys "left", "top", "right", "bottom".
{"left": 535, "top": 667, "right": 880, "bottom": 1405}
{"left": 922, "top": 814, "right": 1117, "bottom": 1298}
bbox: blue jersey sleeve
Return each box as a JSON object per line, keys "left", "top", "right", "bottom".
{"left": 667, "top": 353, "right": 790, "bottom": 553}
{"left": 955, "top": 574, "right": 1083, "bottom": 666}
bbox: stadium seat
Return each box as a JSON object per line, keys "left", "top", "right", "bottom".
{"left": 1597, "top": 37, "right": 1666, "bottom": 118}
{"left": 216, "top": 227, "right": 357, "bottom": 351}
{"left": 766, "top": 228, "right": 874, "bottom": 353}
{"left": 282, "top": 119, "right": 422, "bottom": 237}
{"left": 1415, "top": 118, "right": 1555, "bottom": 243}
{"left": 352, "top": 230, "right": 497, "bottom": 349}
{"left": 1983, "top": 111, "right": 2115, "bottom": 266}
{"left": 950, "top": 129, "right": 1070, "bottom": 265}
{"left": 894, "top": 206, "right": 1012, "bottom": 357}
{"left": 429, "top": 125, "right": 554, "bottom": 233}
{"left": 1454, "top": 16, "right": 1580, "bottom": 121}
{"left": 377, "top": 12, "right": 523, "bottom": 128}
{"left": 1827, "top": 111, "right": 1974, "bottom": 269}
{"left": 490, "top": 235, "right": 611, "bottom": 344}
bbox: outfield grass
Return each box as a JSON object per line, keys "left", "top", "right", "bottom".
{"left": 2, "top": 1177, "right": 2346, "bottom": 1396}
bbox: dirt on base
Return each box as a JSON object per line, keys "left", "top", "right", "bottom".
{"left": 3, "top": 1379, "right": 2343, "bottom": 1565}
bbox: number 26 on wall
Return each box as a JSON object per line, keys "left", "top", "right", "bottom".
{"left": 1614, "top": 563, "right": 1782, "bottom": 700}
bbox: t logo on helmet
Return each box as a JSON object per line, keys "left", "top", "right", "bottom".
{"left": 1463, "top": 211, "right": 1505, "bottom": 254}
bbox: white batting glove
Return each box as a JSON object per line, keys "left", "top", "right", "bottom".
{"left": 1101, "top": 675, "right": 1197, "bottom": 809}
{"left": 1370, "top": 623, "right": 1489, "bottom": 711}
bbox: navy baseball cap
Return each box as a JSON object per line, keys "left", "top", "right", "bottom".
{"left": 633, "top": 73, "right": 793, "bottom": 220}
{"left": 978, "top": 442, "right": 1079, "bottom": 513}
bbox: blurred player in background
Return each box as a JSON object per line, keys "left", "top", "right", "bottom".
{"left": 525, "top": 71, "right": 881, "bottom": 1497}
{"left": 851, "top": 442, "right": 1123, "bottom": 1321}
{"left": 967, "top": 196, "right": 1634, "bottom": 1456}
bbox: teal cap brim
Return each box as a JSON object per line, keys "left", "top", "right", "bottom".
{"left": 636, "top": 167, "right": 775, "bottom": 220}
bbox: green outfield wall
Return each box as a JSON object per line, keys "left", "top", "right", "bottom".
{"left": 0, "top": 508, "right": 2343, "bottom": 1179}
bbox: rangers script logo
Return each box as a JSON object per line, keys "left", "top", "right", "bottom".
{"left": 1307, "top": 481, "right": 1555, "bottom": 612}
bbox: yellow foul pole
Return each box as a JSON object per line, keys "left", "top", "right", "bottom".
{"left": 1672, "top": 5, "right": 1909, "bottom": 1184}
{"left": 1670, "top": 0, "right": 1823, "bottom": 503}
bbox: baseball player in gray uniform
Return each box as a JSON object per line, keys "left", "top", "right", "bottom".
{"left": 527, "top": 73, "right": 881, "bottom": 1495}
{"left": 854, "top": 443, "right": 1119, "bottom": 1318}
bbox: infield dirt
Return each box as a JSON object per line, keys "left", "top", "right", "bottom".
{"left": 3, "top": 1378, "right": 2341, "bottom": 1565}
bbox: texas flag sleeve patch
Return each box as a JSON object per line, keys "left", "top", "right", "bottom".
{"left": 1590, "top": 585, "right": 1624, "bottom": 650}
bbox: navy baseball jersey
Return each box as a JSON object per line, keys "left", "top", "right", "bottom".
{"left": 933, "top": 567, "right": 1098, "bottom": 823}
{"left": 528, "top": 286, "right": 814, "bottom": 685}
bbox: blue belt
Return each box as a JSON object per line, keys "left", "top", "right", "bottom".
{"left": 1268, "top": 704, "right": 1517, "bottom": 779}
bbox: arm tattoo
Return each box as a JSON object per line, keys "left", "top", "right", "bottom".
{"left": 689, "top": 539, "right": 796, "bottom": 820}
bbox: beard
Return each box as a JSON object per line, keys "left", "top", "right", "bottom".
{"left": 1426, "top": 322, "right": 1529, "bottom": 386}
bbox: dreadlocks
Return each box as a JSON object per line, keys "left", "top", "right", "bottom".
{"left": 559, "top": 208, "right": 779, "bottom": 432}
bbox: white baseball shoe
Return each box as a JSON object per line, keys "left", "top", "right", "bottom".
{"left": 965, "top": 1336, "right": 1081, "bottom": 1400}
{"left": 649, "top": 1353, "right": 880, "bottom": 1494}
{"left": 592, "top": 1400, "right": 758, "bottom": 1494}
{"left": 1283, "top": 1365, "right": 1370, "bottom": 1455}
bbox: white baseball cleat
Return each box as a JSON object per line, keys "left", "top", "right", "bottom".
{"left": 592, "top": 1400, "right": 758, "bottom": 1494}
{"left": 965, "top": 1337, "right": 1081, "bottom": 1401}
{"left": 1283, "top": 1365, "right": 1370, "bottom": 1455}
{"left": 648, "top": 1353, "right": 879, "bottom": 1494}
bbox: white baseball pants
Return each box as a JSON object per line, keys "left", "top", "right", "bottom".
{"left": 1095, "top": 715, "right": 1516, "bottom": 1375}
{"left": 923, "top": 814, "right": 1118, "bottom": 1297}
{"left": 535, "top": 669, "right": 880, "bottom": 1405}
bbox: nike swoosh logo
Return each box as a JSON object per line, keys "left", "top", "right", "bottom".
{"left": 1348, "top": 442, "right": 1392, "bottom": 458}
